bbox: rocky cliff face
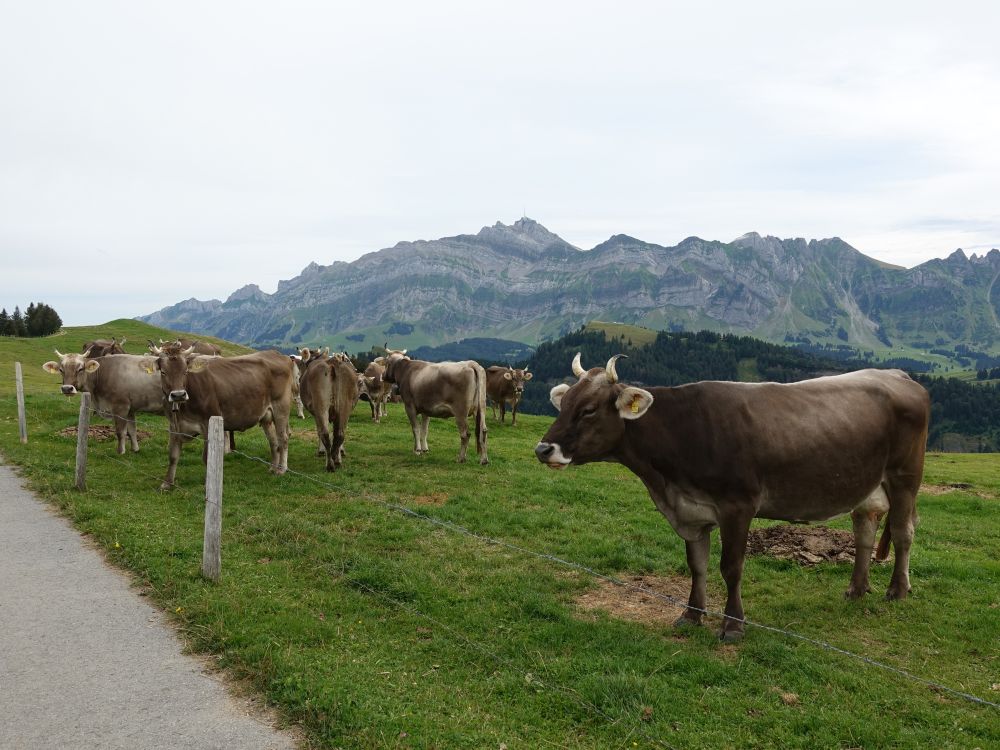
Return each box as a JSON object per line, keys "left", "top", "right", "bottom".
{"left": 139, "top": 218, "right": 1000, "bottom": 353}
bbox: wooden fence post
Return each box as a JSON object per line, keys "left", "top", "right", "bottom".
{"left": 202, "top": 415, "right": 224, "bottom": 582}
{"left": 75, "top": 393, "right": 91, "bottom": 491}
{"left": 15, "top": 362, "right": 27, "bottom": 444}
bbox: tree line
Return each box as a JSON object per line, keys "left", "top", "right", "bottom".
{"left": 0, "top": 303, "right": 63, "bottom": 337}
{"left": 516, "top": 327, "right": 1000, "bottom": 452}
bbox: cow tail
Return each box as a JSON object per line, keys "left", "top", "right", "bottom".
{"left": 874, "top": 517, "right": 892, "bottom": 561}
{"left": 475, "top": 364, "right": 488, "bottom": 457}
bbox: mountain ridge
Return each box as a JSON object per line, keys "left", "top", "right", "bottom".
{"left": 139, "top": 218, "right": 1000, "bottom": 355}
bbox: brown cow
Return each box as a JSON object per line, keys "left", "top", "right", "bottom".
{"left": 535, "top": 353, "right": 929, "bottom": 641}
{"left": 154, "top": 347, "right": 294, "bottom": 489}
{"left": 360, "top": 358, "right": 392, "bottom": 422}
{"left": 383, "top": 351, "right": 488, "bottom": 465}
{"left": 298, "top": 355, "right": 361, "bottom": 471}
{"left": 486, "top": 365, "right": 532, "bottom": 425}
{"left": 43, "top": 350, "right": 163, "bottom": 454}
{"left": 81, "top": 337, "right": 126, "bottom": 357}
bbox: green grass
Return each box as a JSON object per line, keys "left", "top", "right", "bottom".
{"left": 585, "top": 320, "right": 659, "bottom": 347}
{"left": 2, "top": 325, "right": 999, "bottom": 748}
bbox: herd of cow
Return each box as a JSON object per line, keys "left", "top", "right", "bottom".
{"left": 42, "top": 336, "right": 932, "bottom": 641}
{"left": 41, "top": 336, "right": 534, "bottom": 483}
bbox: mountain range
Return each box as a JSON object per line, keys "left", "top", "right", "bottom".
{"left": 139, "top": 218, "right": 1000, "bottom": 357}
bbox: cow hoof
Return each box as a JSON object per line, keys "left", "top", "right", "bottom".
{"left": 673, "top": 614, "right": 701, "bottom": 630}
{"left": 885, "top": 583, "right": 911, "bottom": 601}
{"left": 719, "top": 628, "right": 745, "bottom": 643}
{"left": 479, "top": 458, "right": 489, "bottom": 466}
{"left": 158, "top": 482, "right": 174, "bottom": 492}
{"left": 843, "top": 585, "right": 871, "bottom": 600}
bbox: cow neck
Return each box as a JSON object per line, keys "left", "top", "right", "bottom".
{"left": 612, "top": 387, "right": 678, "bottom": 482}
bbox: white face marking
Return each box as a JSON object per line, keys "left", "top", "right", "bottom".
{"left": 541, "top": 442, "right": 571, "bottom": 469}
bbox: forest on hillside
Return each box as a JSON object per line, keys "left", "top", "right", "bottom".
{"left": 514, "top": 328, "right": 1000, "bottom": 452}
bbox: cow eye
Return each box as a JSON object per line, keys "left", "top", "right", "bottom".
{"left": 580, "top": 407, "right": 597, "bottom": 419}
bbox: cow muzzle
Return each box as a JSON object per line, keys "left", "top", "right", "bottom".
{"left": 60, "top": 385, "right": 77, "bottom": 396}
{"left": 168, "top": 390, "right": 189, "bottom": 410}
{"left": 534, "top": 442, "right": 571, "bottom": 469}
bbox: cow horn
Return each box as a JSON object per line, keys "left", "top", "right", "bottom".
{"left": 605, "top": 354, "right": 628, "bottom": 384}
{"left": 181, "top": 346, "right": 195, "bottom": 356}
{"left": 119, "top": 337, "right": 126, "bottom": 346}
{"left": 82, "top": 346, "right": 94, "bottom": 358}
{"left": 54, "top": 349, "right": 64, "bottom": 358}
{"left": 571, "top": 352, "right": 585, "bottom": 378}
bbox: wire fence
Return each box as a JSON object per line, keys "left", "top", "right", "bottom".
{"left": 4, "top": 385, "right": 1000, "bottom": 719}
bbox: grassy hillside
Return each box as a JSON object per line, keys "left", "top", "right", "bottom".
{"left": 584, "top": 320, "right": 659, "bottom": 347}
{"left": 1, "top": 331, "right": 998, "bottom": 748}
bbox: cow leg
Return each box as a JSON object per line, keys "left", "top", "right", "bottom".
{"left": 675, "top": 531, "right": 711, "bottom": 628}
{"left": 329, "top": 412, "right": 346, "bottom": 471}
{"left": 845, "top": 510, "right": 879, "bottom": 599}
{"left": 490, "top": 399, "right": 497, "bottom": 421}
{"left": 500, "top": 401, "right": 506, "bottom": 424}
{"left": 226, "top": 430, "right": 235, "bottom": 454}
{"left": 273, "top": 407, "right": 290, "bottom": 474}
{"left": 261, "top": 419, "right": 282, "bottom": 474}
{"left": 160, "top": 432, "right": 184, "bottom": 490}
{"left": 112, "top": 414, "right": 128, "bottom": 455}
{"left": 127, "top": 414, "right": 140, "bottom": 453}
{"left": 419, "top": 415, "right": 431, "bottom": 453}
{"left": 511, "top": 401, "right": 518, "bottom": 426}
{"left": 370, "top": 398, "right": 378, "bottom": 422}
{"left": 884, "top": 477, "right": 918, "bottom": 600}
{"left": 404, "top": 403, "right": 422, "bottom": 454}
{"left": 718, "top": 510, "right": 753, "bottom": 642}
{"left": 455, "top": 413, "right": 470, "bottom": 463}
{"left": 296, "top": 395, "right": 305, "bottom": 420}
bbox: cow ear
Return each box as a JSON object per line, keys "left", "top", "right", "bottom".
{"left": 549, "top": 383, "right": 571, "bottom": 411}
{"left": 188, "top": 358, "right": 208, "bottom": 373}
{"left": 85, "top": 360, "right": 101, "bottom": 373}
{"left": 43, "top": 361, "right": 60, "bottom": 374}
{"left": 615, "top": 387, "right": 653, "bottom": 420}
{"left": 523, "top": 372, "right": 533, "bottom": 381}
{"left": 503, "top": 371, "right": 513, "bottom": 380}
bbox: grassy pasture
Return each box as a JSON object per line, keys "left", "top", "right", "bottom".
{"left": 2, "top": 327, "right": 999, "bottom": 749}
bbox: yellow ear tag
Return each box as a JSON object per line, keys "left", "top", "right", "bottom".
{"left": 630, "top": 396, "right": 641, "bottom": 414}
{"left": 144, "top": 366, "right": 155, "bottom": 374}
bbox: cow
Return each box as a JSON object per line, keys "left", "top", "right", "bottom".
{"left": 43, "top": 349, "right": 163, "bottom": 454}
{"left": 298, "top": 354, "right": 361, "bottom": 471}
{"left": 486, "top": 365, "right": 532, "bottom": 425}
{"left": 154, "top": 338, "right": 222, "bottom": 356}
{"left": 382, "top": 350, "right": 488, "bottom": 465}
{"left": 360, "top": 357, "right": 392, "bottom": 422}
{"left": 534, "top": 353, "right": 929, "bottom": 641}
{"left": 154, "top": 346, "right": 294, "bottom": 489}
{"left": 81, "top": 337, "right": 126, "bottom": 357}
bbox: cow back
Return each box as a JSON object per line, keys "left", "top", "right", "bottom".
{"left": 88, "top": 354, "right": 163, "bottom": 414}
{"left": 180, "top": 350, "right": 294, "bottom": 431}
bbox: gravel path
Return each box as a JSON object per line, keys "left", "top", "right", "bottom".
{"left": 0, "top": 462, "right": 297, "bottom": 750}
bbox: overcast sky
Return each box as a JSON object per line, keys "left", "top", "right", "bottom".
{"left": 2, "top": 1, "right": 999, "bottom": 326}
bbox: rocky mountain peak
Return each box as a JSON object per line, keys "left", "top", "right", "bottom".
{"left": 226, "top": 284, "right": 270, "bottom": 304}
{"left": 475, "top": 217, "right": 578, "bottom": 255}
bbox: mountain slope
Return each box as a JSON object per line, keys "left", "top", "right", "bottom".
{"left": 140, "top": 219, "right": 1000, "bottom": 354}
